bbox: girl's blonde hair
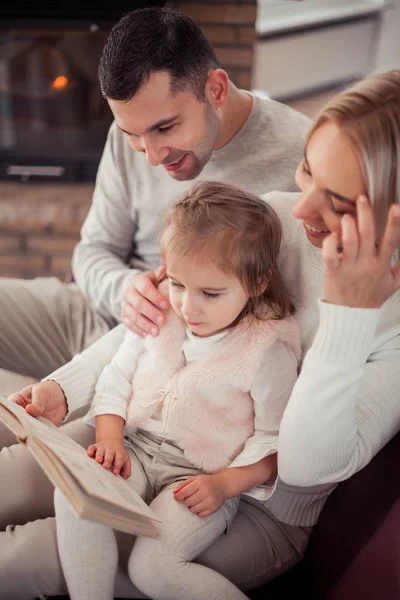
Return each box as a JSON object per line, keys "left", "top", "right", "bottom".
{"left": 308, "top": 69, "right": 400, "bottom": 238}
{"left": 161, "top": 181, "right": 294, "bottom": 322}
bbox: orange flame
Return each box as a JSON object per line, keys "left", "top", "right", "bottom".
{"left": 52, "top": 76, "right": 69, "bottom": 90}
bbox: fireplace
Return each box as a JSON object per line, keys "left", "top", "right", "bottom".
{"left": 0, "top": 0, "right": 258, "bottom": 280}
{"left": 0, "top": 1, "right": 166, "bottom": 182}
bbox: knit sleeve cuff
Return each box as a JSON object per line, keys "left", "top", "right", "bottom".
{"left": 309, "top": 300, "right": 381, "bottom": 366}
{"left": 43, "top": 359, "right": 96, "bottom": 417}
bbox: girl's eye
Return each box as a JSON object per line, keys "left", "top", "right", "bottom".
{"left": 170, "top": 280, "right": 184, "bottom": 289}
{"left": 203, "top": 291, "right": 219, "bottom": 299}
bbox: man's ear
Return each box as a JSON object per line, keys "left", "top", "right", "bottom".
{"left": 205, "top": 69, "right": 229, "bottom": 110}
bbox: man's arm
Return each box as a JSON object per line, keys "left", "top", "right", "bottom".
{"left": 72, "top": 122, "right": 142, "bottom": 323}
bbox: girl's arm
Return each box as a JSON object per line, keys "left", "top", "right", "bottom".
{"left": 174, "top": 342, "right": 298, "bottom": 514}
{"left": 44, "top": 324, "right": 126, "bottom": 416}
{"left": 228, "top": 340, "right": 298, "bottom": 469}
{"left": 85, "top": 329, "right": 146, "bottom": 423}
{"left": 87, "top": 414, "right": 131, "bottom": 478}
{"left": 218, "top": 453, "right": 277, "bottom": 498}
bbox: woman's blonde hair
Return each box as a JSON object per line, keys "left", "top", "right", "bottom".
{"left": 161, "top": 181, "right": 294, "bottom": 322}
{"left": 308, "top": 69, "right": 400, "bottom": 237}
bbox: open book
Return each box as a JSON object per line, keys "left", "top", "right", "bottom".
{"left": 0, "top": 396, "right": 160, "bottom": 537}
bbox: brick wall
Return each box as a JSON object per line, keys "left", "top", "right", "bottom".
{"left": 0, "top": 184, "right": 92, "bottom": 279}
{"left": 0, "top": 0, "right": 257, "bottom": 281}
{"left": 173, "top": 0, "right": 257, "bottom": 90}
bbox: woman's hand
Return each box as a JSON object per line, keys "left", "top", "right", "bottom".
{"left": 323, "top": 195, "right": 400, "bottom": 308}
{"left": 173, "top": 474, "right": 227, "bottom": 517}
{"left": 87, "top": 438, "right": 131, "bottom": 479}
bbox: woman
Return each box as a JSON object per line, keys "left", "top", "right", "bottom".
{"left": 2, "top": 70, "right": 400, "bottom": 599}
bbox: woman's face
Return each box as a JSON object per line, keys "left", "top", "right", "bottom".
{"left": 293, "top": 121, "right": 367, "bottom": 248}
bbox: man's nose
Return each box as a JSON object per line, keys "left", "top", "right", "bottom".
{"left": 143, "top": 140, "right": 169, "bottom": 167}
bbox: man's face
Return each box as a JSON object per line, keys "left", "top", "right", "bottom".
{"left": 108, "top": 71, "right": 222, "bottom": 181}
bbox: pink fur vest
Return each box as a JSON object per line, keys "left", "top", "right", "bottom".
{"left": 126, "top": 310, "right": 300, "bottom": 473}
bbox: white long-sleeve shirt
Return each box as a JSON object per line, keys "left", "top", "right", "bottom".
{"left": 49, "top": 191, "right": 400, "bottom": 525}
{"left": 84, "top": 327, "right": 298, "bottom": 500}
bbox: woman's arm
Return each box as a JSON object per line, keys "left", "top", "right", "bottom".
{"left": 278, "top": 300, "right": 400, "bottom": 485}
{"left": 279, "top": 198, "right": 400, "bottom": 486}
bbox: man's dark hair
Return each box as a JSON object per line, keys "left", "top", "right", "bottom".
{"left": 99, "top": 7, "right": 221, "bottom": 101}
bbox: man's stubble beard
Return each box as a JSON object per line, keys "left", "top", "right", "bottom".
{"left": 176, "top": 104, "right": 222, "bottom": 181}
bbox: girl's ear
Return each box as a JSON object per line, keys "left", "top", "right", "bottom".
{"left": 252, "top": 273, "right": 270, "bottom": 297}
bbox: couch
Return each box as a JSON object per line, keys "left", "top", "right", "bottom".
{"left": 3, "top": 366, "right": 396, "bottom": 600}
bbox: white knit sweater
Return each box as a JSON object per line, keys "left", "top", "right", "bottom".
{"left": 49, "top": 192, "right": 400, "bottom": 525}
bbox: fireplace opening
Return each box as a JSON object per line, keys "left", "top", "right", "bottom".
{"left": 0, "top": 1, "right": 166, "bottom": 182}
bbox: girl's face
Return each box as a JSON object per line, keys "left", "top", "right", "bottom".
{"left": 167, "top": 261, "right": 250, "bottom": 337}
{"left": 293, "top": 121, "right": 367, "bottom": 248}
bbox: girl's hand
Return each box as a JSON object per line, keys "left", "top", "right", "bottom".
{"left": 323, "top": 196, "right": 400, "bottom": 308}
{"left": 173, "top": 474, "right": 227, "bottom": 517}
{"left": 87, "top": 438, "right": 131, "bottom": 479}
{"left": 9, "top": 380, "right": 68, "bottom": 425}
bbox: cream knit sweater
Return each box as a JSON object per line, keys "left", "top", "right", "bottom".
{"left": 49, "top": 192, "right": 400, "bottom": 526}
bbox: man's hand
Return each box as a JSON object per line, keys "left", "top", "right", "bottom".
{"left": 9, "top": 380, "right": 68, "bottom": 425}
{"left": 122, "top": 266, "right": 169, "bottom": 337}
{"left": 173, "top": 474, "right": 228, "bottom": 517}
{"left": 87, "top": 438, "right": 131, "bottom": 479}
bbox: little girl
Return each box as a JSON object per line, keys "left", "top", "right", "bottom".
{"left": 54, "top": 181, "right": 300, "bottom": 600}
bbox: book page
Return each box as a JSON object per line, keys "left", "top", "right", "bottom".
{"left": 0, "top": 395, "right": 68, "bottom": 442}
{"left": 29, "top": 438, "right": 159, "bottom": 537}
{"left": 40, "top": 437, "right": 160, "bottom": 522}
{"left": 0, "top": 396, "right": 159, "bottom": 523}
{"left": 0, "top": 396, "right": 27, "bottom": 440}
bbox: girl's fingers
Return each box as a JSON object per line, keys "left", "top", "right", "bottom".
{"left": 174, "top": 480, "right": 198, "bottom": 501}
{"left": 95, "top": 446, "right": 105, "bottom": 464}
{"left": 189, "top": 500, "right": 208, "bottom": 515}
{"left": 87, "top": 445, "right": 96, "bottom": 457}
{"left": 112, "top": 453, "right": 126, "bottom": 475}
{"left": 103, "top": 449, "right": 116, "bottom": 469}
{"left": 183, "top": 491, "right": 203, "bottom": 508}
{"left": 198, "top": 509, "right": 213, "bottom": 518}
{"left": 120, "top": 459, "right": 131, "bottom": 480}
{"left": 379, "top": 203, "right": 400, "bottom": 265}
{"left": 356, "top": 195, "right": 376, "bottom": 257}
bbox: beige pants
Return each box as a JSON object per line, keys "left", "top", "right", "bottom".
{"left": 0, "top": 418, "right": 312, "bottom": 600}
{"left": 0, "top": 276, "right": 111, "bottom": 381}
{"left": 55, "top": 430, "right": 243, "bottom": 600}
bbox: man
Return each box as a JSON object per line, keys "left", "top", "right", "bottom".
{"left": 0, "top": 7, "right": 310, "bottom": 598}
{"left": 0, "top": 6, "right": 308, "bottom": 386}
